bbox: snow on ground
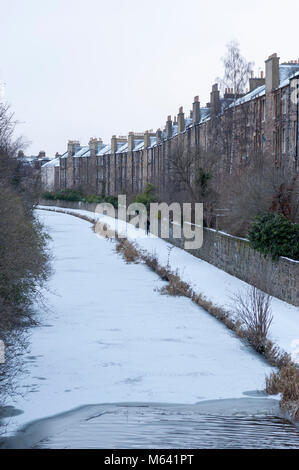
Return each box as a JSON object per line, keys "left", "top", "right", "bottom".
{"left": 39, "top": 206, "right": 299, "bottom": 358}
{"left": 4, "top": 209, "right": 275, "bottom": 434}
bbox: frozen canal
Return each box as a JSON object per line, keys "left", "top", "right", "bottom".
{"left": 1, "top": 210, "right": 299, "bottom": 449}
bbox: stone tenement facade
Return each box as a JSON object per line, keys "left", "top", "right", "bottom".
{"left": 44, "top": 53, "right": 299, "bottom": 195}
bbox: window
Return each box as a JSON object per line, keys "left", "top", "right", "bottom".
{"left": 282, "top": 128, "right": 287, "bottom": 153}
{"left": 282, "top": 91, "right": 287, "bottom": 115}
{"left": 261, "top": 99, "right": 266, "bottom": 122}
{"left": 275, "top": 93, "right": 279, "bottom": 118}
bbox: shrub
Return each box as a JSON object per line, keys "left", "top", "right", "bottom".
{"left": 42, "top": 191, "right": 119, "bottom": 208}
{"left": 104, "top": 195, "right": 118, "bottom": 208}
{"left": 84, "top": 195, "right": 102, "bottom": 204}
{"left": 0, "top": 184, "right": 50, "bottom": 311}
{"left": 248, "top": 213, "right": 299, "bottom": 261}
{"left": 42, "top": 189, "right": 83, "bottom": 202}
{"left": 232, "top": 286, "right": 273, "bottom": 353}
{"left": 42, "top": 191, "right": 56, "bottom": 201}
{"left": 135, "top": 183, "right": 158, "bottom": 210}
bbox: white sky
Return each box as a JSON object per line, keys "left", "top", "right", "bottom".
{"left": 1, "top": 0, "right": 299, "bottom": 156}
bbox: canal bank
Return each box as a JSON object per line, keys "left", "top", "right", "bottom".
{"left": 1, "top": 210, "right": 298, "bottom": 448}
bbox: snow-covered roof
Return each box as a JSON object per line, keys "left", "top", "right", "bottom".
{"left": 73, "top": 146, "right": 89, "bottom": 158}
{"left": 42, "top": 157, "right": 60, "bottom": 168}
{"left": 279, "top": 64, "right": 299, "bottom": 84}
{"left": 199, "top": 108, "right": 211, "bottom": 122}
{"left": 279, "top": 69, "right": 299, "bottom": 90}
{"left": 233, "top": 85, "right": 266, "bottom": 107}
{"left": 172, "top": 125, "right": 178, "bottom": 137}
{"left": 149, "top": 136, "right": 156, "bottom": 147}
{"left": 116, "top": 142, "right": 128, "bottom": 154}
{"left": 134, "top": 142, "right": 144, "bottom": 151}
{"left": 60, "top": 151, "right": 68, "bottom": 159}
{"left": 97, "top": 144, "right": 111, "bottom": 156}
{"left": 234, "top": 64, "right": 299, "bottom": 107}
{"left": 117, "top": 142, "right": 126, "bottom": 151}
{"left": 22, "top": 156, "right": 37, "bottom": 163}
{"left": 133, "top": 140, "right": 144, "bottom": 151}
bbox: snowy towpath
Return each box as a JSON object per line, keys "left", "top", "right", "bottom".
{"left": 4, "top": 210, "right": 275, "bottom": 434}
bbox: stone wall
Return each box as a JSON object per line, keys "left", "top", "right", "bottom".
{"left": 39, "top": 200, "right": 299, "bottom": 307}
{"left": 165, "top": 224, "right": 299, "bottom": 307}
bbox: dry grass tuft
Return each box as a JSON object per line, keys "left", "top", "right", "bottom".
{"left": 266, "top": 363, "right": 299, "bottom": 419}
{"left": 116, "top": 239, "right": 140, "bottom": 264}
{"left": 159, "top": 272, "right": 193, "bottom": 298}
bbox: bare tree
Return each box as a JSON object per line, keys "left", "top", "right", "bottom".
{"left": 167, "top": 139, "right": 221, "bottom": 227}
{"left": 220, "top": 41, "right": 253, "bottom": 174}
{"left": 219, "top": 151, "right": 299, "bottom": 236}
{"left": 232, "top": 286, "right": 273, "bottom": 352}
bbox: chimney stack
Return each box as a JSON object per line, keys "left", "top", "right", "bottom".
{"left": 38, "top": 151, "right": 46, "bottom": 159}
{"left": 193, "top": 96, "right": 201, "bottom": 124}
{"left": 128, "top": 132, "right": 135, "bottom": 152}
{"left": 210, "top": 84, "right": 221, "bottom": 117}
{"left": 265, "top": 53, "right": 280, "bottom": 93}
{"left": 144, "top": 131, "right": 151, "bottom": 149}
{"left": 166, "top": 115, "right": 173, "bottom": 140}
{"left": 111, "top": 135, "right": 118, "bottom": 154}
{"left": 177, "top": 106, "right": 185, "bottom": 133}
{"left": 111, "top": 135, "right": 127, "bottom": 153}
{"left": 156, "top": 128, "right": 162, "bottom": 143}
{"left": 249, "top": 73, "right": 266, "bottom": 92}
{"left": 67, "top": 140, "right": 80, "bottom": 157}
{"left": 89, "top": 137, "right": 103, "bottom": 157}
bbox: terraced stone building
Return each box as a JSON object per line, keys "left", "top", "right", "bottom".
{"left": 44, "top": 53, "right": 299, "bottom": 195}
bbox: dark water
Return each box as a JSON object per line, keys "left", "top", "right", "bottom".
{"left": 3, "top": 402, "right": 299, "bottom": 449}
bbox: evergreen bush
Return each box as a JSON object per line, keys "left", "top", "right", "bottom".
{"left": 248, "top": 213, "right": 299, "bottom": 261}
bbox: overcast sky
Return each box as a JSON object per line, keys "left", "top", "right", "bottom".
{"left": 1, "top": 0, "right": 299, "bottom": 156}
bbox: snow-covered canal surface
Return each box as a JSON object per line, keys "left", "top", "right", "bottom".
{"left": 2, "top": 210, "right": 299, "bottom": 449}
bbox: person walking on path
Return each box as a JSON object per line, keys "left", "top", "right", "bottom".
{"left": 146, "top": 217, "right": 151, "bottom": 235}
